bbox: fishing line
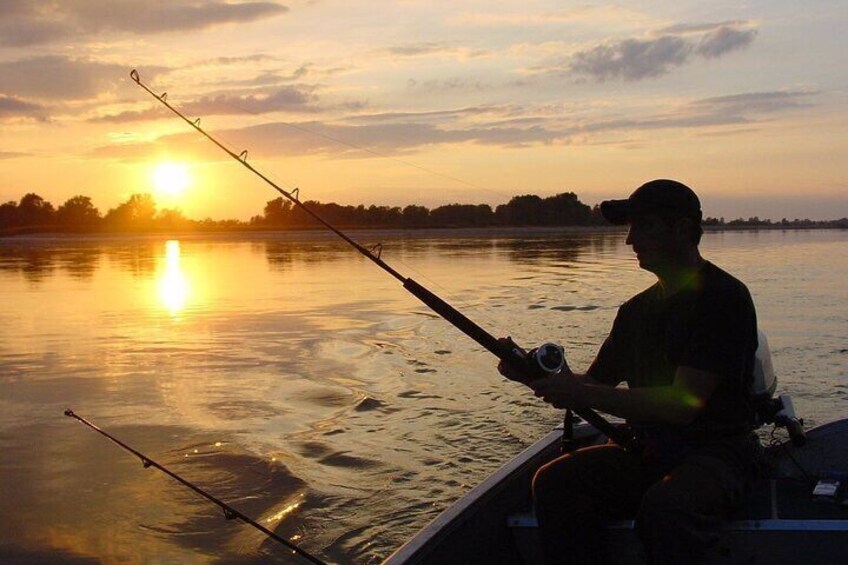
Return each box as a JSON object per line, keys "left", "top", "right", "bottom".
{"left": 130, "top": 69, "right": 635, "bottom": 449}
{"left": 63, "top": 409, "right": 327, "bottom": 565}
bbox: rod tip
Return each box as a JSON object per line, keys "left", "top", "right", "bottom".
{"left": 130, "top": 69, "right": 139, "bottom": 82}
{"left": 64, "top": 408, "right": 75, "bottom": 417}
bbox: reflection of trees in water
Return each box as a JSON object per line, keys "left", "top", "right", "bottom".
{"left": 423, "top": 238, "right": 498, "bottom": 255}
{"left": 261, "top": 230, "right": 627, "bottom": 271}
{"left": 0, "top": 241, "right": 100, "bottom": 282}
{"left": 496, "top": 232, "right": 626, "bottom": 265}
{"left": 497, "top": 234, "right": 591, "bottom": 264}
{"left": 0, "top": 238, "right": 169, "bottom": 283}
{"left": 56, "top": 249, "right": 99, "bottom": 279}
{"left": 105, "top": 244, "right": 157, "bottom": 277}
{"left": 263, "top": 240, "right": 352, "bottom": 271}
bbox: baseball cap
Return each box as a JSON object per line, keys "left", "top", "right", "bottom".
{"left": 600, "top": 179, "right": 702, "bottom": 225}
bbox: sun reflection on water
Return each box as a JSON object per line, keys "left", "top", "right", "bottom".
{"left": 159, "top": 240, "right": 189, "bottom": 316}
{"left": 265, "top": 494, "right": 305, "bottom": 525}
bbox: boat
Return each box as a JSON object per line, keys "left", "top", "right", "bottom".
{"left": 384, "top": 334, "right": 848, "bottom": 565}
{"left": 384, "top": 418, "right": 848, "bottom": 564}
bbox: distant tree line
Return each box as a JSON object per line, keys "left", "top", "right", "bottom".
{"left": 702, "top": 216, "right": 848, "bottom": 229}
{"left": 0, "top": 191, "right": 601, "bottom": 233}
{"left": 1, "top": 192, "right": 845, "bottom": 235}
{"left": 0, "top": 193, "right": 193, "bottom": 234}
{"left": 251, "top": 192, "right": 601, "bottom": 228}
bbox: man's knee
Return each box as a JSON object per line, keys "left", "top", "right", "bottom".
{"left": 533, "top": 445, "right": 634, "bottom": 514}
{"left": 533, "top": 446, "right": 610, "bottom": 493}
{"left": 636, "top": 477, "right": 720, "bottom": 559}
{"left": 533, "top": 454, "right": 580, "bottom": 503}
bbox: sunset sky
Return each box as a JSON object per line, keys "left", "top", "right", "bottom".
{"left": 1, "top": 1, "right": 846, "bottom": 221}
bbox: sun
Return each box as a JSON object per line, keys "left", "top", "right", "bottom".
{"left": 152, "top": 162, "right": 191, "bottom": 198}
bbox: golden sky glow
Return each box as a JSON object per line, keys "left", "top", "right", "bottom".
{"left": 1, "top": 2, "right": 846, "bottom": 220}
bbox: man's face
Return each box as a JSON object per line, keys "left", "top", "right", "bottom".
{"left": 625, "top": 213, "right": 681, "bottom": 273}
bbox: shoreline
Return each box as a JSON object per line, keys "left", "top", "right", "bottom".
{"left": 1, "top": 222, "right": 845, "bottom": 240}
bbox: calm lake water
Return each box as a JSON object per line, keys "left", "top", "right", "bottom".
{"left": 1, "top": 228, "right": 845, "bottom": 564}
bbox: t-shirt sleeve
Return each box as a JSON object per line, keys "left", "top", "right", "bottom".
{"left": 587, "top": 309, "right": 628, "bottom": 386}
{"left": 678, "top": 282, "right": 757, "bottom": 381}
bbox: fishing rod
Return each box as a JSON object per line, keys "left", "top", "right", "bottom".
{"left": 129, "top": 69, "right": 635, "bottom": 451}
{"left": 63, "top": 409, "right": 327, "bottom": 565}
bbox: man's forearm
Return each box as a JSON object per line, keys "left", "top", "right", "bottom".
{"left": 572, "top": 375, "right": 700, "bottom": 424}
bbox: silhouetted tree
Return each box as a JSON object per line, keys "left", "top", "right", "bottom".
{"left": 402, "top": 204, "right": 430, "bottom": 227}
{"left": 263, "top": 197, "right": 293, "bottom": 226}
{"left": 495, "top": 194, "right": 544, "bottom": 225}
{"left": 430, "top": 203, "right": 493, "bottom": 226}
{"left": 17, "top": 193, "right": 55, "bottom": 226}
{"left": 103, "top": 193, "right": 157, "bottom": 231}
{"left": 156, "top": 208, "right": 191, "bottom": 231}
{"left": 0, "top": 201, "right": 18, "bottom": 228}
{"left": 56, "top": 195, "right": 101, "bottom": 229}
{"left": 541, "top": 192, "right": 596, "bottom": 225}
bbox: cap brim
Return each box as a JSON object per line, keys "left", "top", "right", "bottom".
{"left": 600, "top": 199, "right": 630, "bottom": 225}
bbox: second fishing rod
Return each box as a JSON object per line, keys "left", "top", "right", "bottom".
{"left": 130, "top": 69, "right": 634, "bottom": 451}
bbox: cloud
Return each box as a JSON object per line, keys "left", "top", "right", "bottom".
{"left": 200, "top": 54, "right": 279, "bottom": 66}
{"left": 95, "top": 85, "right": 320, "bottom": 123}
{"left": 0, "top": 1, "right": 288, "bottom": 47}
{"left": 656, "top": 20, "right": 749, "bottom": 35}
{"left": 0, "top": 56, "right": 130, "bottom": 100}
{"left": 0, "top": 95, "right": 45, "bottom": 120}
{"left": 562, "top": 22, "right": 757, "bottom": 82}
{"left": 384, "top": 43, "right": 488, "bottom": 60}
{"left": 451, "top": 6, "right": 652, "bottom": 29}
{"left": 406, "top": 77, "right": 493, "bottom": 94}
{"left": 91, "top": 116, "right": 567, "bottom": 162}
{"left": 0, "top": 150, "right": 30, "bottom": 160}
{"left": 224, "top": 66, "right": 312, "bottom": 87}
{"left": 349, "top": 106, "right": 497, "bottom": 125}
{"left": 691, "top": 91, "right": 814, "bottom": 115}
{"left": 575, "top": 90, "right": 814, "bottom": 134}
{"left": 570, "top": 35, "right": 692, "bottom": 82}
{"left": 696, "top": 26, "right": 757, "bottom": 58}
{"left": 182, "top": 86, "right": 318, "bottom": 115}
{"left": 387, "top": 43, "right": 455, "bottom": 57}
{"left": 90, "top": 89, "right": 815, "bottom": 162}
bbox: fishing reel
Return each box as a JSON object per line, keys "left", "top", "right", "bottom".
{"left": 501, "top": 339, "right": 567, "bottom": 382}
{"left": 528, "top": 343, "right": 567, "bottom": 377}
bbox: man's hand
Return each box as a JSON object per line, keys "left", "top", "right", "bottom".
{"left": 528, "top": 370, "right": 581, "bottom": 409}
{"left": 496, "top": 337, "right": 530, "bottom": 382}
{"left": 498, "top": 337, "right": 571, "bottom": 384}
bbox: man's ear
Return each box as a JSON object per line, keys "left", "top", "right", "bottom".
{"left": 673, "top": 216, "right": 696, "bottom": 241}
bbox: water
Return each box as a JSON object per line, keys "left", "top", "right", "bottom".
{"left": 0, "top": 228, "right": 845, "bottom": 564}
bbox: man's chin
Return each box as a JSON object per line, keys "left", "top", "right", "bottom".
{"left": 636, "top": 256, "right": 659, "bottom": 273}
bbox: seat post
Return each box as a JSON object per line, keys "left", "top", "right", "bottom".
{"left": 561, "top": 409, "right": 579, "bottom": 453}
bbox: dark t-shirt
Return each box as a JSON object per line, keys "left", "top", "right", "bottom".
{"left": 587, "top": 261, "right": 758, "bottom": 443}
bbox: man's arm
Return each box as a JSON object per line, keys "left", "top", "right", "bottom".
{"left": 530, "top": 366, "right": 721, "bottom": 425}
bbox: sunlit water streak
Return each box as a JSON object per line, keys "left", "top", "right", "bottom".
{"left": 0, "top": 229, "right": 845, "bottom": 564}
{"left": 160, "top": 240, "right": 189, "bottom": 316}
